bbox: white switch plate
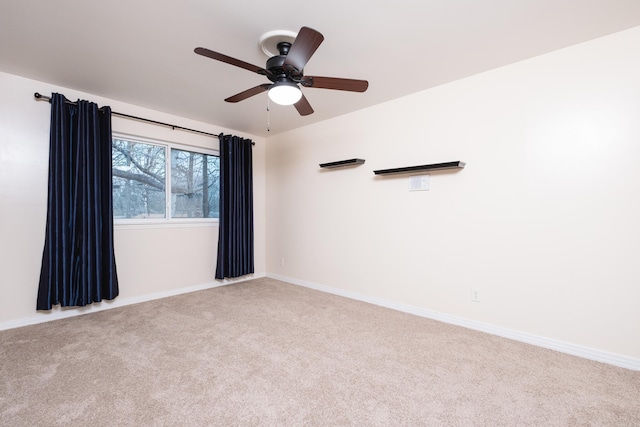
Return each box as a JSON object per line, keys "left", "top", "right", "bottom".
{"left": 409, "top": 175, "right": 430, "bottom": 191}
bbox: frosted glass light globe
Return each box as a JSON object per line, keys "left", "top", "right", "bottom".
{"left": 268, "top": 83, "right": 302, "bottom": 105}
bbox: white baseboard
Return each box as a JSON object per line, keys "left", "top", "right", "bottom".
{"left": 0, "top": 273, "right": 265, "bottom": 331}
{"left": 267, "top": 273, "right": 640, "bottom": 371}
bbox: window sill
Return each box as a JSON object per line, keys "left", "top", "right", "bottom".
{"left": 114, "top": 219, "right": 219, "bottom": 230}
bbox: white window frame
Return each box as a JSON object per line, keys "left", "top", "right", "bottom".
{"left": 113, "top": 132, "right": 220, "bottom": 228}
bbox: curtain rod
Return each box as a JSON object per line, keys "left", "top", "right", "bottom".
{"left": 34, "top": 92, "right": 255, "bottom": 145}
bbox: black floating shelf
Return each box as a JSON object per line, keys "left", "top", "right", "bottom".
{"left": 373, "top": 161, "right": 465, "bottom": 175}
{"left": 319, "top": 158, "right": 366, "bottom": 168}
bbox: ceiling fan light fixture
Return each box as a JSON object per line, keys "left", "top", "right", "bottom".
{"left": 195, "top": 26, "right": 367, "bottom": 117}
{"left": 268, "top": 81, "right": 302, "bottom": 105}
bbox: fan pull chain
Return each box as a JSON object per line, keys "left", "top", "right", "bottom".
{"left": 267, "top": 97, "right": 270, "bottom": 132}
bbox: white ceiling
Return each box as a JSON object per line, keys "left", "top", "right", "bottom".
{"left": 2, "top": 0, "right": 640, "bottom": 138}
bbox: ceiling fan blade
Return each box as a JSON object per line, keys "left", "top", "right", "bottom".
{"left": 225, "top": 84, "right": 271, "bottom": 103}
{"left": 194, "top": 47, "right": 269, "bottom": 76}
{"left": 301, "top": 76, "right": 369, "bottom": 92}
{"left": 283, "top": 27, "right": 324, "bottom": 73}
{"left": 294, "top": 94, "right": 314, "bottom": 116}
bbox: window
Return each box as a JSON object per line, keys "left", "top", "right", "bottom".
{"left": 171, "top": 148, "right": 220, "bottom": 218}
{"left": 112, "top": 138, "right": 166, "bottom": 219}
{"left": 112, "top": 135, "right": 219, "bottom": 222}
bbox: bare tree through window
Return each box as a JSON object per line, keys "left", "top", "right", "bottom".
{"left": 171, "top": 148, "right": 220, "bottom": 218}
{"left": 112, "top": 138, "right": 219, "bottom": 220}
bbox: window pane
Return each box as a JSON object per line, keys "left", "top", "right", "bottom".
{"left": 112, "top": 139, "right": 166, "bottom": 219}
{"left": 171, "top": 148, "right": 220, "bottom": 218}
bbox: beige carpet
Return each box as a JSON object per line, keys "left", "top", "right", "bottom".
{"left": 1, "top": 277, "right": 639, "bottom": 426}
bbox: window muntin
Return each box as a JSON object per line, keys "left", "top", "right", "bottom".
{"left": 112, "top": 135, "right": 219, "bottom": 223}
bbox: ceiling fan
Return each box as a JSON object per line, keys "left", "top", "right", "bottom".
{"left": 194, "top": 26, "right": 368, "bottom": 116}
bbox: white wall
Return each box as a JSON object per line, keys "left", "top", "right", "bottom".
{"left": 0, "top": 71, "right": 266, "bottom": 327}
{"left": 265, "top": 27, "right": 640, "bottom": 362}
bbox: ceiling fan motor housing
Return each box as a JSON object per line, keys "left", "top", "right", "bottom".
{"left": 266, "top": 42, "right": 302, "bottom": 82}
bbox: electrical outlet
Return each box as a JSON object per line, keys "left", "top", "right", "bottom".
{"left": 471, "top": 289, "right": 480, "bottom": 302}
{"left": 409, "top": 175, "right": 430, "bottom": 191}
{"left": 280, "top": 258, "right": 285, "bottom": 267}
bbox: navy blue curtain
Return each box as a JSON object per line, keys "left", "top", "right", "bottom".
{"left": 37, "top": 93, "right": 119, "bottom": 310}
{"left": 215, "top": 134, "right": 254, "bottom": 279}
